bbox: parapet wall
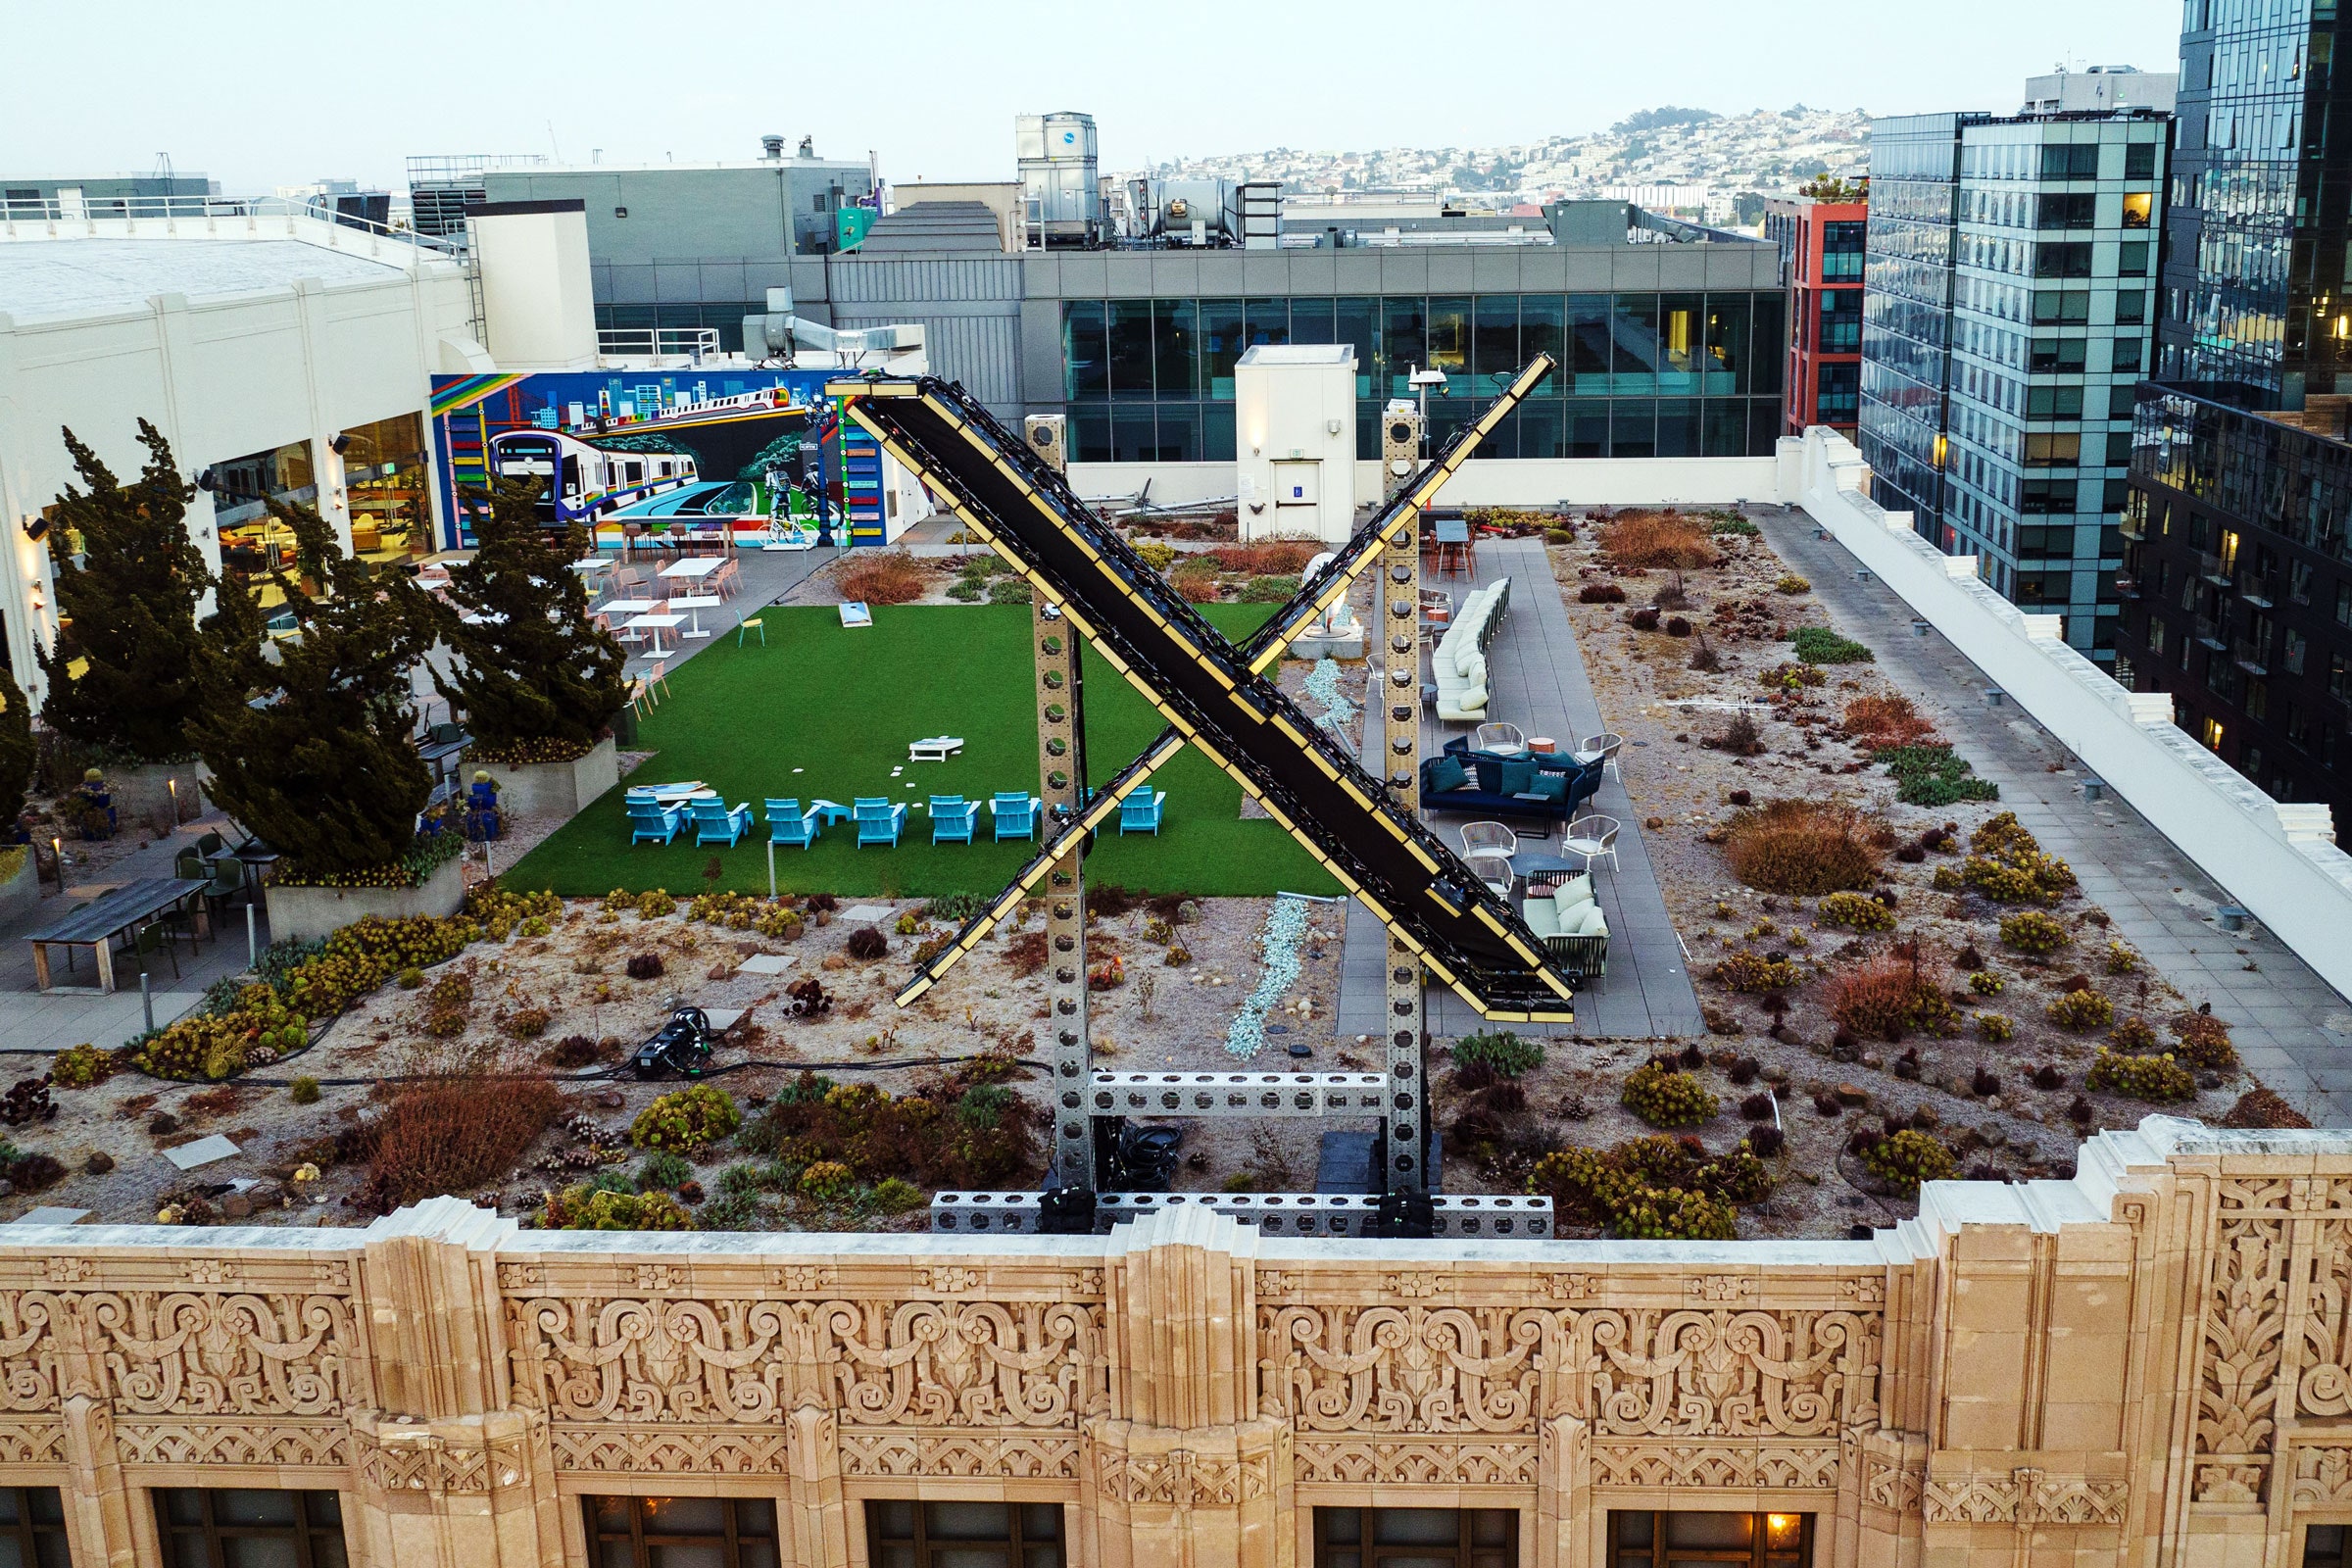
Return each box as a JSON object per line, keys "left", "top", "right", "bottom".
{"left": 0, "top": 1117, "right": 2346, "bottom": 1567}
{"left": 1784, "top": 426, "right": 2352, "bottom": 1001}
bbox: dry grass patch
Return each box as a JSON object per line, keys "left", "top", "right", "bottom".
{"left": 834, "top": 551, "right": 931, "bottom": 606}
{"left": 1723, "top": 799, "right": 1887, "bottom": 895}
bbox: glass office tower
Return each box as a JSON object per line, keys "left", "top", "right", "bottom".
{"left": 2122, "top": 0, "right": 2352, "bottom": 820}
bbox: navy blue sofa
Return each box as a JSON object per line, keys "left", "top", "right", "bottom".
{"left": 1418, "top": 738, "right": 1602, "bottom": 822}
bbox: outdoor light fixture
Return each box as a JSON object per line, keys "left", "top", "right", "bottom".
{"left": 21, "top": 516, "right": 48, "bottom": 543}
{"left": 329, "top": 433, "right": 352, "bottom": 456}
{"left": 195, "top": 466, "right": 220, "bottom": 491}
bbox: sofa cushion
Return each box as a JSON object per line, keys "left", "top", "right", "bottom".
{"left": 1520, "top": 897, "right": 1560, "bottom": 938}
{"left": 1571, "top": 904, "right": 1609, "bottom": 938}
{"left": 1455, "top": 684, "right": 1488, "bottom": 713}
{"left": 1529, "top": 769, "right": 1568, "bottom": 802}
{"left": 1467, "top": 754, "right": 1501, "bottom": 792}
{"left": 1497, "top": 758, "right": 1537, "bottom": 796}
{"left": 1426, "top": 755, "right": 1470, "bottom": 795}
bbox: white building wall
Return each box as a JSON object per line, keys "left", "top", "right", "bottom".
{"left": 0, "top": 261, "right": 477, "bottom": 695}
{"left": 469, "top": 204, "right": 598, "bottom": 370}
{"left": 1233, "top": 348, "right": 1357, "bottom": 542}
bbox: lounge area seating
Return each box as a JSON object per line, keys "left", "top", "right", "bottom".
{"left": 855, "top": 797, "right": 908, "bottom": 847}
{"left": 929, "top": 795, "right": 979, "bottom": 845}
{"left": 1420, "top": 737, "right": 1601, "bottom": 823}
{"left": 629, "top": 801, "right": 684, "bottom": 845}
{"left": 1432, "top": 577, "right": 1511, "bottom": 724}
{"left": 765, "top": 799, "right": 820, "bottom": 850}
{"left": 691, "top": 799, "right": 754, "bottom": 847}
{"left": 1117, "top": 790, "right": 1166, "bottom": 835}
{"left": 991, "top": 792, "right": 1042, "bottom": 841}
{"left": 1521, "top": 870, "right": 1607, "bottom": 978}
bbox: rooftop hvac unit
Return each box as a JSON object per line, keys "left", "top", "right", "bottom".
{"left": 1235, "top": 181, "right": 1282, "bottom": 251}
{"left": 1015, "top": 111, "right": 1102, "bottom": 247}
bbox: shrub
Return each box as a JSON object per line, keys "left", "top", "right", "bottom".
{"left": 1959, "top": 849, "right": 2077, "bottom": 904}
{"left": 625, "top": 953, "right": 664, "bottom": 980}
{"left": 47, "top": 1043, "right": 120, "bottom": 1089}
{"left": 132, "top": 985, "right": 310, "bottom": 1081}
{"left": 986, "top": 577, "right": 1032, "bottom": 606}
{"left": 871, "top": 1176, "right": 925, "bottom": 1212}
{"left": 944, "top": 579, "right": 983, "bottom": 602}
{"left": 1843, "top": 695, "right": 1937, "bottom": 750}
{"left": 1791, "top": 626, "right": 1874, "bottom": 664}
{"left": 1999, "top": 911, "right": 2073, "bottom": 956}
{"left": 1815, "top": 892, "right": 1895, "bottom": 932}
{"left": 2109, "top": 1015, "right": 2159, "bottom": 1053}
{"left": 1759, "top": 662, "right": 1827, "bottom": 690}
{"left": 735, "top": 1056, "right": 1038, "bottom": 1191}
{"left": 396, "top": 967, "right": 424, "bottom": 989}
{"left": 629, "top": 1085, "right": 742, "bottom": 1152}
{"left": 541, "top": 1185, "right": 695, "bottom": 1231}
{"left": 364, "top": 1078, "right": 564, "bottom": 1209}
{"left": 2174, "top": 1013, "right": 2240, "bottom": 1074}
{"left": 1665, "top": 615, "right": 1692, "bottom": 637}
{"left": 1774, "top": 574, "right": 1811, "bottom": 594}
{"left": 2046, "top": 988, "right": 2116, "bottom": 1032}
{"left": 1531, "top": 1134, "right": 1770, "bottom": 1238}
{"left": 835, "top": 551, "right": 929, "bottom": 606}
{"left": 798, "top": 1160, "right": 855, "bottom": 1202}
{"left": 1877, "top": 745, "right": 2000, "bottom": 808}
{"left": 1861, "top": 1129, "right": 1956, "bottom": 1198}
{"left": 1714, "top": 712, "right": 1766, "bottom": 757}
{"left": 636, "top": 1149, "right": 693, "bottom": 1191}
{"left": 1599, "top": 512, "right": 1719, "bottom": 570}
{"left": 1628, "top": 607, "right": 1661, "bottom": 631}
{"left": 634, "top": 889, "right": 677, "bottom": 919}
{"left": 1453, "top": 1031, "right": 1544, "bottom": 1079}
{"left": 1577, "top": 582, "right": 1628, "bottom": 604}
{"left": 846, "top": 927, "right": 888, "bottom": 960}
{"left": 1968, "top": 970, "right": 2004, "bottom": 996}
{"left": 2086, "top": 1049, "right": 2196, "bottom": 1102}
{"left": 1713, "top": 951, "right": 1802, "bottom": 992}
{"left": 1170, "top": 564, "right": 1221, "bottom": 603}
{"left": 1977, "top": 1012, "right": 2014, "bottom": 1042}
{"left": 289, "top": 1075, "right": 321, "bottom": 1104}
{"left": 502, "top": 1005, "right": 552, "bottom": 1040}
{"left": 924, "top": 892, "right": 990, "bottom": 923}
{"left": 1723, "top": 799, "right": 1885, "bottom": 894}
{"left": 1621, "top": 1061, "right": 1719, "bottom": 1128}
{"left": 1829, "top": 956, "right": 1955, "bottom": 1042}
{"left": 1242, "top": 574, "right": 1301, "bottom": 603}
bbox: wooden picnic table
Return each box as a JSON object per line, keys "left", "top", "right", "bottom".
{"left": 26, "top": 876, "right": 212, "bottom": 994}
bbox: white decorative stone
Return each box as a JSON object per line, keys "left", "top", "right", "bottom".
{"left": 163, "top": 1135, "right": 240, "bottom": 1170}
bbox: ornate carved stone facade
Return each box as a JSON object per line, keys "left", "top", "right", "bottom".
{"left": 0, "top": 1119, "right": 2347, "bottom": 1566}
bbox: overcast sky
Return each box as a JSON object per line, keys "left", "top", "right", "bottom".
{"left": 9, "top": 0, "right": 2183, "bottom": 193}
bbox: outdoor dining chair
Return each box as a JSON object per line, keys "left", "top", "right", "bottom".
{"left": 1575, "top": 732, "right": 1625, "bottom": 772}
{"left": 1473, "top": 722, "right": 1528, "bottom": 757}
{"left": 1458, "top": 820, "right": 1519, "bottom": 861}
{"left": 133, "top": 920, "right": 179, "bottom": 981}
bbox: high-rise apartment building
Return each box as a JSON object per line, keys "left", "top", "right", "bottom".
{"left": 1766, "top": 194, "right": 1868, "bottom": 438}
{"left": 1860, "top": 101, "right": 2170, "bottom": 662}
{"left": 2119, "top": 0, "right": 2352, "bottom": 821}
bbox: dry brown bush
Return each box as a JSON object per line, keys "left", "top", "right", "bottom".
{"left": 363, "top": 1079, "right": 564, "bottom": 1209}
{"left": 1843, "top": 694, "right": 1939, "bottom": 749}
{"left": 1599, "top": 511, "right": 1721, "bottom": 571}
{"left": 835, "top": 551, "right": 930, "bottom": 606}
{"left": 1724, "top": 799, "right": 1886, "bottom": 894}
{"left": 1829, "top": 954, "right": 1950, "bottom": 1042}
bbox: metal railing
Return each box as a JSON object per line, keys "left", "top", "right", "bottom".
{"left": 0, "top": 193, "right": 461, "bottom": 255}
{"left": 596, "top": 327, "right": 724, "bottom": 363}
{"left": 2196, "top": 551, "right": 2233, "bottom": 584}
{"left": 2236, "top": 568, "right": 2280, "bottom": 608}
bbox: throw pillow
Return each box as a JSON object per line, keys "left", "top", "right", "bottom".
{"left": 1530, "top": 770, "right": 1567, "bottom": 802}
{"left": 1426, "top": 756, "right": 1470, "bottom": 795}
{"left": 1497, "top": 758, "right": 1537, "bottom": 796}
{"left": 1573, "top": 905, "right": 1609, "bottom": 938}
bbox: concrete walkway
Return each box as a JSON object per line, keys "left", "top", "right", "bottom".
{"left": 1340, "top": 537, "right": 1706, "bottom": 1043}
{"left": 1761, "top": 508, "right": 2352, "bottom": 1125}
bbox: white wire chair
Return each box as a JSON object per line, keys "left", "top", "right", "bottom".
{"left": 1473, "top": 721, "right": 1528, "bottom": 756}
{"left": 1562, "top": 814, "right": 1621, "bottom": 874}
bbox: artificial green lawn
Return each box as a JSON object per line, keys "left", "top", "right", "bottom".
{"left": 505, "top": 602, "right": 1342, "bottom": 900}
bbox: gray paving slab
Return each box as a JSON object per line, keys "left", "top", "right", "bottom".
{"left": 1761, "top": 508, "right": 2352, "bottom": 1124}
{"left": 1340, "top": 538, "right": 1702, "bottom": 1041}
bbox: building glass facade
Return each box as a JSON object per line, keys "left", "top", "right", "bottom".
{"left": 1058, "top": 291, "right": 1786, "bottom": 463}
{"left": 1861, "top": 116, "right": 1969, "bottom": 533}
{"left": 2122, "top": 0, "right": 2352, "bottom": 823}
{"left": 1774, "top": 199, "right": 1869, "bottom": 437}
{"left": 1865, "top": 111, "right": 2169, "bottom": 661}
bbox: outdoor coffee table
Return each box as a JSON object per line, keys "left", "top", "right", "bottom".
{"left": 26, "top": 876, "right": 212, "bottom": 993}
{"left": 808, "top": 799, "right": 854, "bottom": 827}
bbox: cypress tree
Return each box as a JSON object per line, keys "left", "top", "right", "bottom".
{"left": 0, "top": 679, "right": 32, "bottom": 838}
{"left": 34, "top": 422, "right": 212, "bottom": 762}
{"left": 192, "top": 500, "right": 440, "bottom": 878}
{"left": 434, "top": 476, "right": 628, "bottom": 760}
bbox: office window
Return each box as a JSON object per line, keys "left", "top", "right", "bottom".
{"left": 1314, "top": 1508, "right": 1516, "bottom": 1568}
{"left": 2120, "top": 242, "right": 2151, "bottom": 277}
{"left": 2034, "top": 243, "right": 2094, "bottom": 279}
{"left": 2040, "top": 143, "right": 2102, "bottom": 178}
{"left": 2117, "top": 290, "right": 2147, "bottom": 324}
{"left": 2122, "top": 191, "right": 2154, "bottom": 228}
{"left": 0, "top": 1487, "right": 69, "bottom": 1567}
{"left": 1567, "top": 295, "right": 1613, "bottom": 393}
{"left": 2027, "top": 385, "right": 2085, "bottom": 417}
{"left": 157, "top": 1489, "right": 348, "bottom": 1568}
{"left": 1612, "top": 1511, "right": 1812, "bottom": 1568}
{"left": 1334, "top": 297, "right": 1379, "bottom": 392}
{"left": 1062, "top": 302, "right": 1107, "bottom": 400}
{"left": 1612, "top": 294, "right": 1660, "bottom": 390}
{"left": 1611, "top": 398, "right": 1657, "bottom": 458}
{"left": 2032, "top": 338, "right": 2089, "bottom": 371}
{"left": 1472, "top": 295, "right": 1519, "bottom": 391}
{"left": 2201, "top": 715, "right": 2226, "bottom": 752}
{"left": 1751, "top": 293, "right": 1786, "bottom": 395}
{"left": 2036, "top": 191, "right": 2097, "bottom": 229}
{"left": 1519, "top": 295, "right": 1563, "bottom": 392}
{"left": 2115, "top": 338, "right": 2143, "bottom": 373}
{"left": 866, "top": 1500, "right": 1063, "bottom": 1567}
{"left": 1427, "top": 296, "right": 1471, "bottom": 376}
{"left": 1704, "top": 399, "right": 1749, "bottom": 456}
{"left": 2126, "top": 141, "right": 2158, "bottom": 180}
{"left": 1106, "top": 299, "right": 1153, "bottom": 399}
{"left": 1383, "top": 296, "right": 1427, "bottom": 396}
{"left": 1566, "top": 399, "right": 1610, "bottom": 458}
{"left": 1289, "top": 297, "right": 1337, "bottom": 345}
{"left": 2025, "top": 432, "right": 2082, "bottom": 466}
{"left": 1201, "top": 298, "right": 1246, "bottom": 400}
{"left": 1244, "top": 297, "right": 1290, "bottom": 350}
{"left": 2034, "top": 291, "right": 2091, "bottom": 322}
{"left": 1152, "top": 299, "right": 1198, "bottom": 398}
{"left": 1659, "top": 293, "right": 1704, "bottom": 393}
{"left": 586, "top": 1496, "right": 779, "bottom": 1568}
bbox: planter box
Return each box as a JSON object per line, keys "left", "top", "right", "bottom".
{"left": 470, "top": 738, "right": 619, "bottom": 821}
{"left": 90, "top": 761, "right": 210, "bottom": 834}
{"left": 265, "top": 853, "right": 466, "bottom": 946}
{"left": 0, "top": 846, "right": 37, "bottom": 928}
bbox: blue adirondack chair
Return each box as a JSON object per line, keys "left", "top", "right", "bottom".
{"left": 691, "top": 799, "right": 754, "bottom": 847}
{"left": 1117, "top": 790, "right": 1167, "bottom": 835}
{"left": 991, "top": 792, "right": 1042, "bottom": 842}
{"left": 765, "top": 799, "right": 820, "bottom": 850}
{"left": 854, "top": 796, "right": 907, "bottom": 848}
{"left": 628, "top": 801, "right": 682, "bottom": 845}
{"left": 930, "top": 795, "right": 978, "bottom": 845}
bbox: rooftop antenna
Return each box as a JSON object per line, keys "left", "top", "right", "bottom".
{"left": 546, "top": 121, "right": 563, "bottom": 162}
